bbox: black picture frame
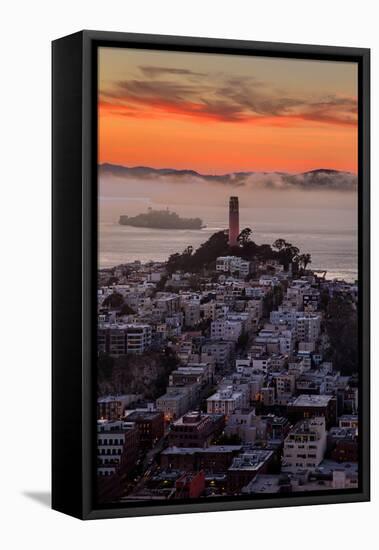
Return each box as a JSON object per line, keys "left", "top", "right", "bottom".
{"left": 52, "top": 30, "right": 370, "bottom": 520}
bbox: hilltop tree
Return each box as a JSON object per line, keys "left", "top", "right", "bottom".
{"left": 237, "top": 227, "right": 253, "bottom": 246}
{"left": 166, "top": 230, "right": 229, "bottom": 273}
{"left": 165, "top": 229, "right": 310, "bottom": 275}
{"left": 298, "top": 253, "right": 312, "bottom": 270}
{"left": 272, "top": 238, "right": 287, "bottom": 251}
{"left": 272, "top": 239, "right": 300, "bottom": 270}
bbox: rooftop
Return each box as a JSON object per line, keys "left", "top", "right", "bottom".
{"left": 241, "top": 474, "right": 281, "bottom": 494}
{"left": 289, "top": 394, "right": 333, "bottom": 407}
{"left": 328, "top": 427, "right": 357, "bottom": 440}
{"left": 125, "top": 410, "right": 162, "bottom": 421}
{"left": 207, "top": 388, "right": 243, "bottom": 401}
{"left": 316, "top": 459, "right": 358, "bottom": 475}
{"left": 339, "top": 414, "right": 358, "bottom": 421}
{"left": 161, "top": 445, "right": 242, "bottom": 455}
{"left": 288, "top": 417, "right": 326, "bottom": 436}
{"left": 156, "top": 392, "right": 188, "bottom": 402}
{"left": 228, "top": 450, "right": 273, "bottom": 471}
{"left": 97, "top": 419, "right": 136, "bottom": 433}
{"left": 97, "top": 395, "right": 131, "bottom": 404}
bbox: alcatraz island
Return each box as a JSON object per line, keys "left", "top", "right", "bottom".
{"left": 119, "top": 207, "right": 204, "bottom": 230}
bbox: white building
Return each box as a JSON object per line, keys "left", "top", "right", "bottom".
{"left": 216, "top": 256, "right": 250, "bottom": 278}
{"left": 236, "top": 357, "right": 252, "bottom": 372}
{"left": 259, "top": 275, "right": 280, "bottom": 287}
{"left": 296, "top": 314, "right": 321, "bottom": 343}
{"left": 270, "top": 308, "right": 303, "bottom": 328}
{"left": 282, "top": 417, "right": 327, "bottom": 473}
{"left": 211, "top": 319, "right": 243, "bottom": 342}
{"left": 207, "top": 386, "right": 244, "bottom": 415}
{"left": 201, "top": 340, "right": 233, "bottom": 367}
{"left": 156, "top": 294, "right": 180, "bottom": 315}
{"left": 275, "top": 373, "right": 296, "bottom": 397}
{"left": 225, "top": 409, "right": 267, "bottom": 443}
{"left": 169, "top": 363, "right": 214, "bottom": 387}
{"left": 252, "top": 355, "right": 272, "bottom": 374}
{"left": 156, "top": 384, "right": 199, "bottom": 421}
{"left": 279, "top": 329, "right": 294, "bottom": 355}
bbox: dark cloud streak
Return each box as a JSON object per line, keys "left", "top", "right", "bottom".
{"left": 100, "top": 69, "right": 357, "bottom": 126}
{"left": 139, "top": 66, "right": 207, "bottom": 78}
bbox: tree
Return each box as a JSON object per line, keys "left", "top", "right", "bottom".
{"left": 286, "top": 244, "right": 300, "bottom": 261}
{"left": 166, "top": 252, "right": 182, "bottom": 274}
{"left": 97, "top": 353, "right": 115, "bottom": 387}
{"left": 324, "top": 294, "right": 358, "bottom": 375}
{"left": 164, "top": 229, "right": 309, "bottom": 276}
{"left": 320, "top": 289, "right": 330, "bottom": 312}
{"left": 118, "top": 303, "right": 136, "bottom": 316}
{"left": 237, "top": 227, "right": 253, "bottom": 246}
{"left": 298, "top": 253, "right": 312, "bottom": 270}
{"left": 272, "top": 285, "right": 283, "bottom": 308}
{"left": 188, "top": 274, "right": 201, "bottom": 291}
{"left": 102, "top": 292, "right": 124, "bottom": 309}
{"left": 106, "top": 276, "right": 119, "bottom": 286}
{"left": 237, "top": 332, "right": 249, "bottom": 350}
{"left": 272, "top": 238, "right": 287, "bottom": 251}
{"left": 274, "top": 241, "right": 300, "bottom": 271}
{"left": 263, "top": 290, "right": 274, "bottom": 317}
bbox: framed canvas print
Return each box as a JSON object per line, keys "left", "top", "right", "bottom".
{"left": 52, "top": 31, "right": 370, "bottom": 519}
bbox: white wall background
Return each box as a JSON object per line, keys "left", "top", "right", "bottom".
{"left": 1, "top": 0, "right": 376, "bottom": 548}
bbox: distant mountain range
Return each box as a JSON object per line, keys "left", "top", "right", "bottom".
{"left": 99, "top": 163, "right": 357, "bottom": 192}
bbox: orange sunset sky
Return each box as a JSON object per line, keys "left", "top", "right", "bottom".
{"left": 98, "top": 47, "right": 358, "bottom": 175}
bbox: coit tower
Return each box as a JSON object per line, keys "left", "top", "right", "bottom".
{"left": 228, "top": 196, "right": 239, "bottom": 247}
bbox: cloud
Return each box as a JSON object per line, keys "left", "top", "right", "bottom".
{"left": 139, "top": 66, "right": 206, "bottom": 78}
{"left": 99, "top": 66, "right": 358, "bottom": 127}
{"left": 99, "top": 164, "right": 357, "bottom": 192}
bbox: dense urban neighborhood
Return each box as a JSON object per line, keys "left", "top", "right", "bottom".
{"left": 96, "top": 197, "right": 359, "bottom": 504}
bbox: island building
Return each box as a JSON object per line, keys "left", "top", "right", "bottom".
{"left": 228, "top": 196, "right": 240, "bottom": 247}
